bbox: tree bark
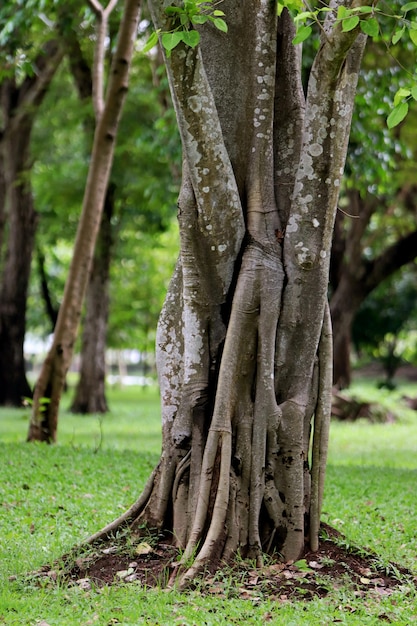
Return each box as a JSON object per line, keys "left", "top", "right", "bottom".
{"left": 63, "top": 19, "right": 114, "bottom": 414}
{"left": 27, "top": 0, "right": 142, "bottom": 442}
{"left": 85, "top": 0, "right": 367, "bottom": 585}
{"left": 70, "top": 184, "right": 115, "bottom": 414}
{"left": 0, "top": 41, "right": 64, "bottom": 406}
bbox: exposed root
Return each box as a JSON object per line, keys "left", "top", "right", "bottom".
{"left": 310, "top": 303, "right": 332, "bottom": 552}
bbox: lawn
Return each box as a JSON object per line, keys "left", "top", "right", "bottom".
{"left": 1, "top": 378, "right": 417, "bottom": 625}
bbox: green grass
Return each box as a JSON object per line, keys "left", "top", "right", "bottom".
{"left": 1, "top": 379, "right": 417, "bottom": 625}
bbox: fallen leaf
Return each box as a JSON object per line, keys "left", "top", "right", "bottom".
{"left": 116, "top": 568, "right": 134, "bottom": 579}
{"left": 135, "top": 542, "right": 153, "bottom": 555}
{"left": 76, "top": 578, "right": 91, "bottom": 590}
{"left": 360, "top": 577, "right": 371, "bottom": 585}
{"left": 102, "top": 546, "right": 118, "bottom": 555}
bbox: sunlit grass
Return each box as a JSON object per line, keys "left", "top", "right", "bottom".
{"left": 0, "top": 377, "right": 417, "bottom": 624}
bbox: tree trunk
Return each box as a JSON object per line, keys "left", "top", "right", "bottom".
{"left": 27, "top": 0, "right": 142, "bottom": 442}
{"left": 0, "top": 116, "right": 36, "bottom": 405}
{"left": 330, "top": 190, "right": 417, "bottom": 388}
{"left": 85, "top": 1, "right": 367, "bottom": 585}
{"left": 70, "top": 184, "right": 115, "bottom": 414}
{"left": 0, "top": 41, "right": 63, "bottom": 406}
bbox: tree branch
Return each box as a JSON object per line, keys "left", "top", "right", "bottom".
{"left": 364, "top": 229, "right": 417, "bottom": 294}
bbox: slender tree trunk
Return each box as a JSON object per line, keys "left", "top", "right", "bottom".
{"left": 70, "top": 184, "right": 115, "bottom": 413}
{"left": 27, "top": 0, "right": 142, "bottom": 442}
{"left": 85, "top": 0, "right": 367, "bottom": 585}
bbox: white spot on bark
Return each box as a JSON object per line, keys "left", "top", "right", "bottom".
{"left": 312, "top": 218, "right": 320, "bottom": 228}
{"left": 188, "top": 96, "right": 201, "bottom": 113}
{"left": 218, "top": 244, "right": 227, "bottom": 253}
{"left": 202, "top": 186, "right": 210, "bottom": 193}
{"left": 309, "top": 143, "right": 323, "bottom": 157}
{"left": 320, "top": 250, "right": 327, "bottom": 258}
{"left": 206, "top": 224, "right": 212, "bottom": 231}
{"left": 286, "top": 214, "right": 299, "bottom": 233}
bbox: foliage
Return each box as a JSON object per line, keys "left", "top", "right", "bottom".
{"left": 352, "top": 266, "right": 417, "bottom": 381}
{"left": 143, "top": 0, "right": 227, "bottom": 56}
{"left": 29, "top": 46, "right": 181, "bottom": 349}
{"left": 278, "top": 1, "right": 417, "bottom": 127}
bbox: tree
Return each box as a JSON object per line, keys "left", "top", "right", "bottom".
{"left": 329, "top": 36, "right": 417, "bottom": 388}
{"left": 83, "top": 0, "right": 376, "bottom": 586}
{"left": 330, "top": 186, "right": 417, "bottom": 388}
{"left": 27, "top": 0, "right": 142, "bottom": 441}
{"left": 0, "top": 4, "right": 64, "bottom": 406}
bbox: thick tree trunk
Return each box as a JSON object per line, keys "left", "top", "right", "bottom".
{"left": 85, "top": 1, "right": 367, "bottom": 585}
{"left": 27, "top": 0, "right": 142, "bottom": 442}
{"left": 70, "top": 185, "right": 115, "bottom": 414}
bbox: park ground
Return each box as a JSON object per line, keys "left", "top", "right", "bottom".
{"left": 0, "top": 374, "right": 417, "bottom": 625}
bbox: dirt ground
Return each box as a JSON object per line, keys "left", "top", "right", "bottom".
{"left": 33, "top": 524, "right": 415, "bottom": 603}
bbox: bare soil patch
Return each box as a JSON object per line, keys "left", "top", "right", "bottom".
{"left": 31, "top": 524, "right": 415, "bottom": 602}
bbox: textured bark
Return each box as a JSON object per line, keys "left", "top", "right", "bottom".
{"left": 70, "top": 185, "right": 115, "bottom": 414}
{"left": 330, "top": 189, "right": 417, "bottom": 388}
{"left": 85, "top": 0, "right": 367, "bottom": 584}
{"left": 0, "top": 41, "right": 64, "bottom": 406}
{"left": 27, "top": 0, "right": 142, "bottom": 442}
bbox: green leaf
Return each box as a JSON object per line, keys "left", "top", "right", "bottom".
{"left": 392, "top": 27, "right": 405, "bottom": 45}
{"left": 181, "top": 29, "right": 200, "bottom": 48}
{"left": 410, "top": 29, "right": 417, "bottom": 46}
{"left": 356, "top": 6, "right": 375, "bottom": 13}
{"left": 337, "top": 5, "right": 348, "bottom": 20}
{"left": 141, "top": 30, "right": 160, "bottom": 54}
{"left": 360, "top": 17, "right": 379, "bottom": 37}
{"left": 393, "top": 88, "right": 411, "bottom": 106}
{"left": 401, "top": 2, "right": 417, "bottom": 12}
{"left": 292, "top": 24, "right": 312, "bottom": 44}
{"left": 387, "top": 102, "right": 409, "bottom": 129}
{"left": 213, "top": 10, "right": 225, "bottom": 16}
{"left": 161, "top": 31, "right": 183, "bottom": 52}
{"left": 165, "top": 6, "right": 182, "bottom": 14}
{"left": 277, "top": 0, "right": 304, "bottom": 16}
{"left": 213, "top": 17, "right": 228, "bottom": 33}
{"left": 342, "top": 15, "right": 360, "bottom": 32}
{"left": 293, "top": 11, "right": 316, "bottom": 22}
{"left": 191, "top": 14, "right": 208, "bottom": 24}
{"left": 411, "top": 86, "right": 417, "bottom": 100}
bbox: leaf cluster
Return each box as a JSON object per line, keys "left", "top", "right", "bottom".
{"left": 279, "top": 1, "right": 417, "bottom": 128}
{"left": 143, "top": 0, "right": 227, "bottom": 57}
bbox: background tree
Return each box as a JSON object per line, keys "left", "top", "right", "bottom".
{"left": 27, "top": 0, "right": 142, "bottom": 442}
{"left": 330, "top": 23, "right": 417, "bottom": 388}
{"left": 0, "top": 3, "right": 64, "bottom": 406}
{"left": 83, "top": 0, "right": 385, "bottom": 587}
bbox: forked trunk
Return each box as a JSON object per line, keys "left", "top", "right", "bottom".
{"left": 86, "top": 1, "right": 367, "bottom": 585}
